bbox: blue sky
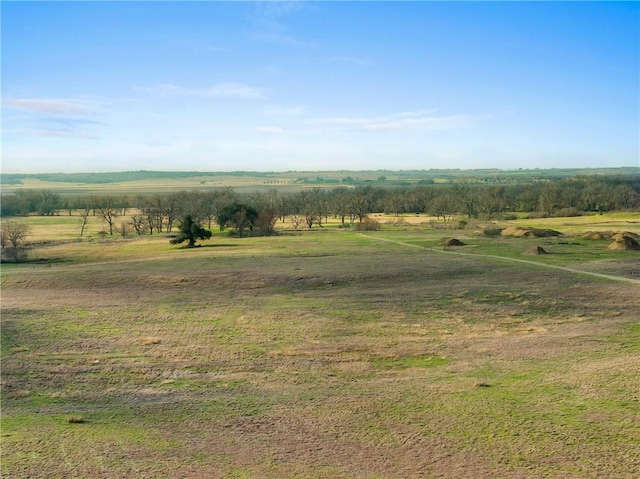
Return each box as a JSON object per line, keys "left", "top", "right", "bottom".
{"left": 2, "top": 1, "right": 638, "bottom": 173}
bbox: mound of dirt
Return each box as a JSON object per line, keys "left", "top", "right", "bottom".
{"left": 525, "top": 245, "right": 549, "bottom": 255}
{"left": 607, "top": 236, "right": 640, "bottom": 251}
{"left": 440, "top": 237, "right": 465, "bottom": 247}
{"left": 501, "top": 226, "right": 562, "bottom": 238}
{"left": 474, "top": 225, "right": 503, "bottom": 236}
{"left": 583, "top": 231, "right": 614, "bottom": 240}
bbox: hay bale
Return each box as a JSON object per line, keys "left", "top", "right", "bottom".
{"left": 501, "top": 226, "right": 529, "bottom": 237}
{"left": 607, "top": 236, "right": 640, "bottom": 251}
{"left": 440, "top": 237, "right": 465, "bottom": 247}
{"left": 474, "top": 225, "right": 503, "bottom": 236}
{"left": 501, "top": 226, "right": 561, "bottom": 238}
{"left": 583, "top": 231, "right": 614, "bottom": 240}
{"left": 612, "top": 231, "right": 639, "bottom": 241}
{"left": 525, "top": 245, "right": 549, "bottom": 255}
{"left": 532, "top": 228, "right": 561, "bottom": 237}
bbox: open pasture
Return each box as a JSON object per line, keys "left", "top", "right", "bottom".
{"left": 1, "top": 219, "right": 639, "bottom": 478}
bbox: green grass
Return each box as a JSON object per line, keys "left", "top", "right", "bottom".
{"left": 2, "top": 220, "right": 639, "bottom": 478}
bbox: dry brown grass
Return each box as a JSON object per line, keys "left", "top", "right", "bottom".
{"left": 135, "top": 336, "right": 163, "bottom": 345}
{"left": 2, "top": 230, "right": 639, "bottom": 478}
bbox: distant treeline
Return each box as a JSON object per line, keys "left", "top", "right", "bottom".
{"left": 0, "top": 170, "right": 265, "bottom": 185}
{"left": 2, "top": 167, "right": 639, "bottom": 186}
{"left": 2, "top": 176, "right": 639, "bottom": 236}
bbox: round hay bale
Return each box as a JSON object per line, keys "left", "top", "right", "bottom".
{"left": 474, "top": 225, "right": 503, "bottom": 236}
{"left": 525, "top": 245, "right": 549, "bottom": 255}
{"left": 607, "top": 236, "right": 640, "bottom": 251}
{"left": 583, "top": 231, "right": 613, "bottom": 240}
{"left": 612, "top": 231, "right": 639, "bottom": 241}
{"left": 501, "top": 226, "right": 529, "bottom": 237}
{"left": 440, "top": 237, "right": 465, "bottom": 247}
{"left": 501, "top": 226, "right": 561, "bottom": 238}
{"left": 531, "top": 228, "right": 562, "bottom": 237}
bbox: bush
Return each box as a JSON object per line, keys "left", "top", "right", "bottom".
{"left": 428, "top": 219, "right": 467, "bottom": 230}
{"left": 1, "top": 247, "right": 27, "bottom": 263}
{"left": 354, "top": 217, "right": 381, "bottom": 231}
{"left": 524, "top": 211, "right": 549, "bottom": 219}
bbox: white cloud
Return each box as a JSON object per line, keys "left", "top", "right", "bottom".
{"left": 320, "top": 111, "right": 482, "bottom": 132}
{"left": 3, "top": 97, "right": 94, "bottom": 115}
{"left": 2, "top": 96, "right": 103, "bottom": 139}
{"left": 137, "top": 83, "right": 265, "bottom": 99}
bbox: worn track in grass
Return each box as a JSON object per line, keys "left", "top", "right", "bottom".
{"left": 359, "top": 233, "right": 640, "bottom": 285}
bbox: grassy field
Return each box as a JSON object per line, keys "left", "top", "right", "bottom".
{"left": 1, "top": 214, "right": 639, "bottom": 478}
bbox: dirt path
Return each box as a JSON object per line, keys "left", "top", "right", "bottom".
{"left": 359, "top": 234, "right": 640, "bottom": 285}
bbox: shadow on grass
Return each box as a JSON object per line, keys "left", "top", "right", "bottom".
{"left": 0, "top": 257, "right": 75, "bottom": 266}
{"left": 174, "top": 243, "right": 241, "bottom": 250}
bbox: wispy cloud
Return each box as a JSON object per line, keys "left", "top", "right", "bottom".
{"left": 2, "top": 96, "right": 102, "bottom": 138}
{"left": 36, "top": 128, "right": 98, "bottom": 139}
{"left": 137, "top": 83, "right": 265, "bottom": 99}
{"left": 3, "top": 97, "right": 94, "bottom": 115}
{"left": 255, "top": 126, "right": 286, "bottom": 134}
{"left": 249, "top": 1, "right": 318, "bottom": 48}
{"left": 320, "top": 111, "right": 482, "bottom": 132}
{"left": 254, "top": 0, "right": 310, "bottom": 19}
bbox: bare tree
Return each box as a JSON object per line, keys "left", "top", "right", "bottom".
{"left": 129, "top": 215, "right": 147, "bottom": 235}
{"left": 1, "top": 221, "right": 30, "bottom": 262}
{"left": 118, "top": 222, "right": 131, "bottom": 237}
{"left": 97, "top": 196, "right": 119, "bottom": 235}
{"left": 78, "top": 200, "right": 92, "bottom": 237}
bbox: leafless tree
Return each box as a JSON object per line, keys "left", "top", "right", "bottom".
{"left": 97, "top": 196, "right": 119, "bottom": 235}
{"left": 1, "top": 221, "right": 30, "bottom": 262}
{"left": 78, "top": 201, "right": 92, "bottom": 237}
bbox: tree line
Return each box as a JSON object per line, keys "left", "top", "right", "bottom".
{"left": 1, "top": 176, "right": 639, "bottom": 238}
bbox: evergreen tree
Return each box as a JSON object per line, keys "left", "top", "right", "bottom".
{"left": 170, "top": 215, "right": 212, "bottom": 248}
